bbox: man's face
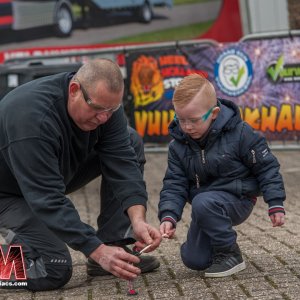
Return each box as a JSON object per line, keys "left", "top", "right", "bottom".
{"left": 174, "top": 94, "right": 219, "bottom": 140}
{"left": 68, "top": 80, "right": 123, "bottom": 131}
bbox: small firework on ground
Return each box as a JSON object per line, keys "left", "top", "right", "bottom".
{"left": 127, "top": 280, "right": 138, "bottom": 296}
{"left": 126, "top": 245, "right": 152, "bottom": 296}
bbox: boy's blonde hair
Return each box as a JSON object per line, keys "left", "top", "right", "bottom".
{"left": 172, "top": 74, "right": 217, "bottom": 108}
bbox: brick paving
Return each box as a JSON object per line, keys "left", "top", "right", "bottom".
{"left": 1, "top": 150, "right": 300, "bottom": 300}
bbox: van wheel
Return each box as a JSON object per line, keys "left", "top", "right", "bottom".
{"left": 137, "top": 2, "right": 153, "bottom": 23}
{"left": 54, "top": 4, "right": 73, "bottom": 37}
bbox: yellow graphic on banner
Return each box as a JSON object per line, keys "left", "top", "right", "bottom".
{"left": 130, "top": 55, "right": 164, "bottom": 108}
{"left": 241, "top": 104, "right": 300, "bottom": 132}
{"left": 134, "top": 104, "right": 300, "bottom": 138}
{"left": 134, "top": 110, "right": 175, "bottom": 137}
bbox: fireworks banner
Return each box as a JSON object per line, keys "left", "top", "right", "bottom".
{"left": 126, "top": 37, "right": 300, "bottom": 143}
{"left": 211, "top": 37, "right": 300, "bottom": 142}
{"left": 125, "top": 44, "right": 211, "bottom": 143}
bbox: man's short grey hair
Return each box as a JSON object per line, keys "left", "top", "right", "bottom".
{"left": 76, "top": 58, "right": 124, "bottom": 93}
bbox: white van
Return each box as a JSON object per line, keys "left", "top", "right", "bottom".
{"left": 6, "top": 0, "right": 173, "bottom": 37}
{"left": 91, "top": 0, "right": 173, "bottom": 23}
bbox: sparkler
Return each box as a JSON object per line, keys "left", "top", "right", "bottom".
{"left": 127, "top": 245, "right": 152, "bottom": 296}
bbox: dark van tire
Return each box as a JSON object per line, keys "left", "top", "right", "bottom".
{"left": 54, "top": 2, "right": 73, "bottom": 37}
{"left": 137, "top": 2, "right": 153, "bottom": 23}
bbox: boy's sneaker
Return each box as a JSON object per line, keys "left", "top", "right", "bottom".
{"left": 86, "top": 245, "right": 160, "bottom": 276}
{"left": 204, "top": 243, "right": 246, "bottom": 278}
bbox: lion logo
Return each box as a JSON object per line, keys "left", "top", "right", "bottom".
{"left": 130, "top": 55, "right": 164, "bottom": 108}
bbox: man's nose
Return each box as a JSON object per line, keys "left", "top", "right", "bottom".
{"left": 95, "top": 111, "right": 111, "bottom": 123}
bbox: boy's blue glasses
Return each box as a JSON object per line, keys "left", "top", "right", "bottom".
{"left": 174, "top": 106, "right": 215, "bottom": 126}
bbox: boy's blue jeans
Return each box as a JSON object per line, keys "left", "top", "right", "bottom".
{"left": 180, "top": 191, "right": 254, "bottom": 270}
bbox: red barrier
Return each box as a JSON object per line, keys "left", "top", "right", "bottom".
{"left": 200, "top": 0, "right": 243, "bottom": 42}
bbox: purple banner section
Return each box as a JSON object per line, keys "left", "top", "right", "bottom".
{"left": 126, "top": 37, "right": 300, "bottom": 143}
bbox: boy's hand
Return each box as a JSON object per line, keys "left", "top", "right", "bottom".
{"left": 160, "top": 221, "right": 176, "bottom": 238}
{"left": 269, "top": 212, "right": 285, "bottom": 227}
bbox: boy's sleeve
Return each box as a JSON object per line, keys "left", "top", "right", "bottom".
{"left": 158, "top": 141, "right": 189, "bottom": 225}
{"left": 240, "top": 123, "right": 286, "bottom": 216}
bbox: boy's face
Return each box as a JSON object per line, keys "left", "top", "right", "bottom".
{"left": 174, "top": 93, "right": 219, "bottom": 139}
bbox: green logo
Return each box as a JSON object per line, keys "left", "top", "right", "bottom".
{"left": 267, "top": 54, "right": 300, "bottom": 83}
{"left": 267, "top": 54, "right": 284, "bottom": 82}
{"left": 230, "top": 66, "right": 245, "bottom": 87}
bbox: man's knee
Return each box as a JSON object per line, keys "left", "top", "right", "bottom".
{"left": 27, "top": 264, "right": 73, "bottom": 291}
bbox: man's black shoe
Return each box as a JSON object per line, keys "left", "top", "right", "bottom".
{"left": 204, "top": 243, "right": 246, "bottom": 278}
{"left": 86, "top": 246, "right": 160, "bottom": 276}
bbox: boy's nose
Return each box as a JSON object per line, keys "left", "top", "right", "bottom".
{"left": 184, "top": 122, "right": 193, "bottom": 130}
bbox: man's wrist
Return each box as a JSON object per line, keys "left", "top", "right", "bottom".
{"left": 127, "top": 205, "right": 146, "bottom": 226}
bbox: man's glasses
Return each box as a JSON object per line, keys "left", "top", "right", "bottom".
{"left": 75, "top": 78, "right": 121, "bottom": 113}
{"left": 174, "top": 106, "right": 215, "bottom": 126}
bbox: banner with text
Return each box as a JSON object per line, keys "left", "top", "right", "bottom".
{"left": 125, "top": 44, "right": 210, "bottom": 143}
{"left": 126, "top": 37, "right": 300, "bottom": 143}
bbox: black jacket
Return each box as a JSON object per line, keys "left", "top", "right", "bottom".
{"left": 159, "top": 99, "right": 286, "bottom": 222}
{"left": 0, "top": 72, "right": 147, "bottom": 257}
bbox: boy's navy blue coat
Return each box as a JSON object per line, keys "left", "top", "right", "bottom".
{"left": 159, "top": 99, "right": 286, "bottom": 222}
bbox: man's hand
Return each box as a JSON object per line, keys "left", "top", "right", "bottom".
{"left": 160, "top": 221, "right": 176, "bottom": 239}
{"left": 131, "top": 220, "right": 162, "bottom": 252}
{"left": 127, "top": 204, "right": 161, "bottom": 252}
{"left": 89, "top": 244, "right": 141, "bottom": 280}
{"left": 269, "top": 212, "right": 285, "bottom": 227}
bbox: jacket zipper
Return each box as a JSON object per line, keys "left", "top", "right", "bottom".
{"left": 251, "top": 149, "right": 256, "bottom": 163}
{"left": 195, "top": 149, "right": 205, "bottom": 189}
{"left": 195, "top": 174, "right": 200, "bottom": 188}
{"left": 201, "top": 149, "right": 206, "bottom": 164}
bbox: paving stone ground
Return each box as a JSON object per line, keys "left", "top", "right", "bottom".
{"left": 1, "top": 150, "right": 300, "bottom": 300}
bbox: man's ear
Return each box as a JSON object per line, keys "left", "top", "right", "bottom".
{"left": 69, "top": 81, "right": 80, "bottom": 97}
{"left": 212, "top": 106, "right": 220, "bottom": 120}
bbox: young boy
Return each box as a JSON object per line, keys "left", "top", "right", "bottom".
{"left": 158, "top": 74, "right": 286, "bottom": 277}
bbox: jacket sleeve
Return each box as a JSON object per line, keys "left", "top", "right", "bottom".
{"left": 239, "top": 122, "right": 286, "bottom": 211}
{"left": 159, "top": 141, "right": 189, "bottom": 223}
{"left": 3, "top": 138, "right": 102, "bottom": 257}
{"left": 95, "top": 108, "right": 147, "bottom": 213}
